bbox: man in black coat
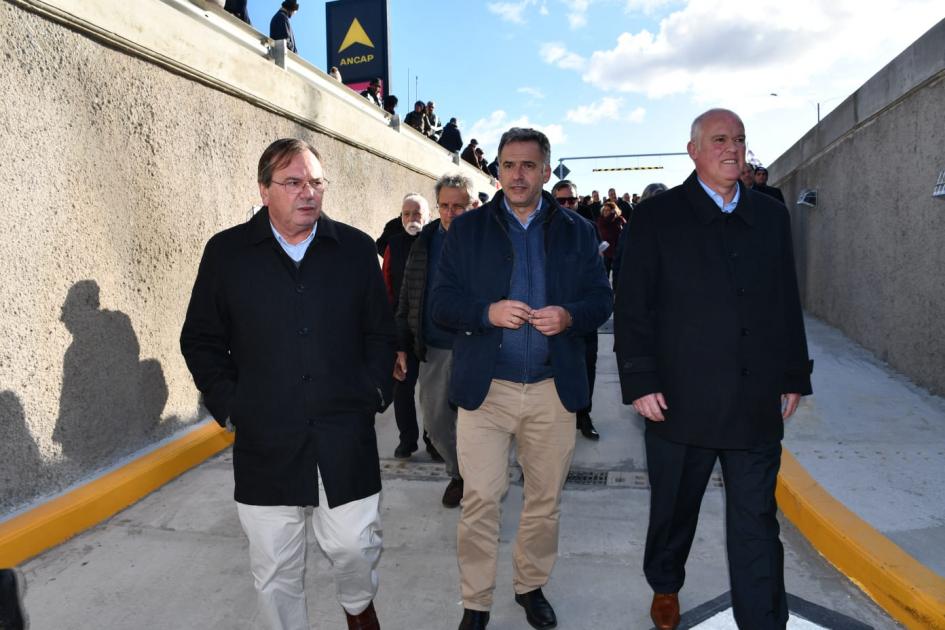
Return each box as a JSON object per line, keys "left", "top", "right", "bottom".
{"left": 438, "top": 118, "right": 463, "bottom": 153}
{"left": 223, "top": 0, "right": 251, "bottom": 24}
{"left": 180, "top": 138, "right": 394, "bottom": 630}
{"left": 615, "top": 109, "right": 812, "bottom": 630}
{"left": 269, "top": 0, "right": 298, "bottom": 54}
{"left": 753, "top": 166, "right": 786, "bottom": 204}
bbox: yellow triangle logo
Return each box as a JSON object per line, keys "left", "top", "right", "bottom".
{"left": 338, "top": 18, "right": 375, "bottom": 52}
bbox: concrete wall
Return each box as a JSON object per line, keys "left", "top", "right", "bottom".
{"left": 770, "top": 19, "right": 945, "bottom": 397}
{"left": 0, "top": 0, "right": 490, "bottom": 514}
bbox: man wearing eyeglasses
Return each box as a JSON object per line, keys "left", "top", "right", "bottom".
{"left": 552, "top": 180, "right": 602, "bottom": 441}
{"left": 181, "top": 138, "right": 395, "bottom": 630}
{"left": 395, "top": 174, "right": 475, "bottom": 509}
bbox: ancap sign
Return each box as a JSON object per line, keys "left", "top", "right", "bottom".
{"left": 326, "top": 0, "right": 390, "bottom": 94}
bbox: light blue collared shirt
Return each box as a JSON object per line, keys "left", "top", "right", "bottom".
{"left": 502, "top": 195, "right": 544, "bottom": 228}
{"left": 697, "top": 177, "right": 740, "bottom": 214}
{"left": 271, "top": 221, "right": 317, "bottom": 263}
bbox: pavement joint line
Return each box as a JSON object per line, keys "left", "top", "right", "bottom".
{"left": 3, "top": 421, "right": 944, "bottom": 629}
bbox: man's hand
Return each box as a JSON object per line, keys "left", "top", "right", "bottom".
{"left": 531, "top": 306, "right": 572, "bottom": 336}
{"left": 782, "top": 393, "right": 801, "bottom": 419}
{"left": 393, "top": 351, "right": 407, "bottom": 382}
{"left": 489, "top": 300, "right": 533, "bottom": 329}
{"left": 633, "top": 392, "right": 668, "bottom": 422}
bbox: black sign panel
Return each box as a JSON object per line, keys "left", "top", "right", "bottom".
{"left": 326, "top": 0, "right": 390, "bottom": 94}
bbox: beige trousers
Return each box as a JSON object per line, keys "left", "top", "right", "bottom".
{"left": 456, "top": 378, "right": 576, "bottom": 610}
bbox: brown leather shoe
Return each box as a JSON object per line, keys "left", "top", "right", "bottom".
{"left": 650, "top": 592, "right": 680, "bottom": 630}
{"left": 345, "top": 601, "right": 380, "bottom": 630}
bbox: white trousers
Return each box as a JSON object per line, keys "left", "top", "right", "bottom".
{"left": 236, "top": 470, "right": 382, "bottom": 630}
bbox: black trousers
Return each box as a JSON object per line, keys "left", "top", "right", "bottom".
{"left": 393, "top": 350, "right": 420, "bottom": 447}
{"left": 579, "top": 331, "right": 598, "bottom": 416}
{"left": 644, "top": 429, "right": 788, "bottom": 630}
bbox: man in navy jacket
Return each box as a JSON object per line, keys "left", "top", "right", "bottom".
{"left": 430, "top": 128, "right": 612, "bottom": 630}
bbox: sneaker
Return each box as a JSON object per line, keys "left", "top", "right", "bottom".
{"left": 442, "top": 478, "right": 464, "bottom": 508}
{"left": 0, "top": 568, "right": 27, "bottom": 630}
{"left": 394, "top": 442, "right": 417, "bottom": 459}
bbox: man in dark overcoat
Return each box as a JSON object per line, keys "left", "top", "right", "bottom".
{"left": 180, "top": 138, "right": 394, "bottom": 630}
{"left": 614, "top": 108, "right": 812, "bottom": 630}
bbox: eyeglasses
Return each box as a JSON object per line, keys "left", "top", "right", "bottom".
{"left": 555, "top": 196, "right": 578, "bottom": 206}
{"left": 270, "top": 178, "right": 330, "bottom": 195}
{"left": 437, "top": 203, "right": 470, "bottom": 213}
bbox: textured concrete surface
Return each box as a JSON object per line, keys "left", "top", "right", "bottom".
{"left": 0, "top": 0, "right": 488, "bottom": 514}
{"left": 769, "top": 19, "right": 945, "bottom": 398}
{"left": 18, "top": 327, "right": 901, "bottom": 629}
{"left": 785, "top": 317, "right": 945, "bottom": 579}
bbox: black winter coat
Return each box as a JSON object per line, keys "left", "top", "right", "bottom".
{"left": 180, "top": 209, "right": 396, "bottom": 507}
{"left": 437, "top": 123, "right": 463, "bottom": 153}
{"left": 395, "top": 220, "right": 438, "bottom": 360}
{"left": 614, "top": 173, "right": 812, "bottom": 449}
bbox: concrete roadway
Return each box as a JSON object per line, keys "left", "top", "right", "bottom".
{"left": 20, "top": 316, "right": 928, "bottom": 629}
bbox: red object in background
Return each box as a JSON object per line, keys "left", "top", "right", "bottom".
{"left": 345, "top": 79, "right": 383, "bottom": 100}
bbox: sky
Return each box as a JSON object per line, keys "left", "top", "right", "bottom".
{"left": 246, "top": 0, "right": 943, "bottom": 196}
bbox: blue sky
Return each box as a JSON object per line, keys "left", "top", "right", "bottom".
{"left": 246, "top": 0, "right": 943, "bottom": 196}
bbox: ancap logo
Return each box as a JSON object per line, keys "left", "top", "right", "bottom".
{"left": 338, "top": 18, "right": 374, "bottom": 52}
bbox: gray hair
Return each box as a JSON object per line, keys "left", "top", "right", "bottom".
{"left": 640, "top": 183, "right": 668, "bottom": 201}
{"left": 434, "top": 173, "right": 475, "bottom": 205}
{"left": 689, "top": 108, "right": 743, "bottom": 146}
{"left": 498, "top": 127, "right": 551, "bottom": 165}
{"left": 551, "top": 179, "right": 577, "bottom": 195}
{"left": 402, "top": 192, "right": 430, "bottom": 215}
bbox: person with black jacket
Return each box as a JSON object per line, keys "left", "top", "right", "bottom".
{"left": 438, "top": 118, "right": 463, "bottom": 153}
{"left": 180, "top": 139, "right": 394, "bottom": 630}
{"left": 395, "top": 174, "right": 474, "bottom": 508}
{"left": 269, "top": 0, "right": 298, "bottom": 53}
{"left": 224, "top": 0, "right": 251, "bottom": 24}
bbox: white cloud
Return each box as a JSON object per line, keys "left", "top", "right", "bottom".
{"left": 626, "top": 106, "right": 646, "bottom": 123}
{"left": 517, "top": 86, "right": 546, "bottom": 99}
{"left": 623, "top": 0, "right": 677, "bottom": 15}
{"left": 566, "top": 0, "right": 592, "bottom": 29}
{"left": 540, "top": 42, "right": 586, "bottom": 70}
{"left": 539, "top": 1, "right": 550, "bottom": 15}
{"left": 488, "top": 0, "right": 537, "bottom": 24}
{"left": 466, "top": 110, "right": 567, "bottom": 152}
{"left": 566, "top": 97, "right": 624, "bottom": 124}
{"left": 561, "top": 0, "right": 945, "bottom": 108}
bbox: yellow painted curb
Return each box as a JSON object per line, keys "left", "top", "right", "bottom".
{"left": 0, "top": 421, "right": 234, "bottom": 567}
{"left": 778, "top": 449, "right": 945, "bottom": 630}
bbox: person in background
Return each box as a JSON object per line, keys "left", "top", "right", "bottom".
{"left": 552, "top": 179, "right": 602, "bottom": 442}
{"left": 438, "top": 118, "right": 464, "bottom": 153}
{"left": 460, "top": 139, "right": 479, "bottom": 168}
{"left": 597, "top": 201, "right": 626, "bottom": 278}
{"left": 612, "top": 182, "right": 667, "bottom": 291}
{"left": 426, "top": 101, "right": 443, "bottom": 140}
{"left": 753, "top": 166, "right": 786, "bottom": 204}
{"left": 396, "top": 174, "right": 475, "bottom": 509}
{"left": 404, "top": 100, "right": 431, "bottom": 136}
{"left": 740, "top": 162, "right": 756, "bottom": 190}
{"left": 269, "top": 0, "right": 299, "bottom": 54}
{"left": 361, "top": 78, "right": 382, "bottom": 108}
{"left": 224, "top": 0, "right": 251, "bottom": 24}
{"left": 383, "top": 94, "right": 399, "bottom": 117}
{"left": 383, "top": 194, "right": 431, "bottom": 460}
{"left": 329, "top": 66, "right": 342, "bottom": 82}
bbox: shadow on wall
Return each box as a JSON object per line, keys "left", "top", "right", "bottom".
{"left": 0, "top": 389, "right": 47, "bottom": 508}
{"left": 53, "top": 280, "right": 170, "bottom": 467}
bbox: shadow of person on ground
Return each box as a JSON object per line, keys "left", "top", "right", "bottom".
{"left": 0, "top": 389, "right": 46, "bottom": 511}
{"left": 53, "top": 280, "right": 169, "bottom": 468}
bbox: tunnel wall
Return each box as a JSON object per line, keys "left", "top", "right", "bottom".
{"left": 0, "top": 0, "right": 490, "bottom": 514}
{"left": 769, "top": 19, "right": 945, "bottom": 397}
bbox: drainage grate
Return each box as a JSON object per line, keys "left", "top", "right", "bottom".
{"left": 379, "top": 460, "right": 723, "bottom": 490}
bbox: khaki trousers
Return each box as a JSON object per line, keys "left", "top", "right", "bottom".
{"left": 456, "top": 378, "right": 576, "bottom": 610}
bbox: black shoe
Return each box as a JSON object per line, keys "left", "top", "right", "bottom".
{"left": 426, "top": 442, "right": 444, "bottom": 462}
{"left": 0, "top": 568, "right": 27, "bottom": 630}
{"left": 458, "top": 608, "right": 489, "bottom": 630}
{"left": 576, "top": 413, "right": 600, "bottom": 441}
{"left": 514, "top": 588, "right": 557, "bottom": 629}
{"left": 394, "top": 442, "right": 417, "bottom": 459}
{"left": 442, "top": 478, "right": 464, "bottom": 508}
